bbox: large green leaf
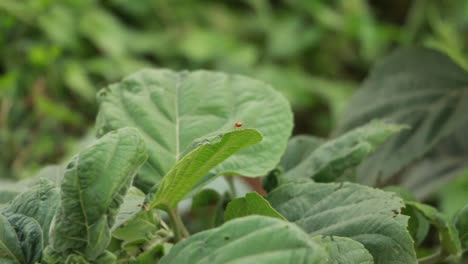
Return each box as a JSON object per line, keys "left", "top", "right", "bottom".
{"left": 150, "top": 129, "right": 262, "bottom": 209}
{"left": 405, "top": 201, "right": 462, "bottom": 257}
{"left": 268, "top": 182, "right": 417, "bottom": 263}
{"left": 335, "top": 47, "right": 468, "bottom": 186}
{"left": 0, "top": 213, "right": 24, "bottom": 264}
{"left": 3, "top": 179, "right": 59, "bottom": 244}
{"left": 96, "top": 69, "right": 293, "bottom": 192}
{"left": 45, "top": 127, "right": 147, "bottom": 261}
{"left": 281, "top": 121, "right": 403, "bottom": 184}
{"left": 159, "top": 215, "right": 327, "bottom": 264}
{"left": 224, "top": 192, "right": 285, "bottom": 222}
{"left": 312, "top": 236, "right": 373, "bottom": 264}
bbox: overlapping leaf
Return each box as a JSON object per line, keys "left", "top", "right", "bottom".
{"left": 405, "top": 201, "right": 462, "bottom": 257}
{"left": 3, "top": 179, "right": 59, "bottom": 244}
{"left": 0, "top": 213, "right": 24, "bottom": 264}
{"left": 150, "top": 129, "right": 262, "bottom": 209}
{"left": 335, "top": 47, "right": 468, "bottom": 186}
{"left": 0, "top": 213, "right": 43, "bottom": 264}
{"left": 224, "top": 192, "right": 285, "bottom": 221}
{"left": 96, "top": 69, "right": 293, "bottom": 192}
{"left": 312, "top": 236, "right": 373, "bottom": 264}
{"left": 268, "top": 181, "right": 417, "bottom": 263}
{"left": 280, "top": 121, "right": 403, "bottom": 184}
{"left": 455, "top": 205, "right": 468, "bottom": 250}
{"left": 45, "top": 127, "right": 147, "bottom": 261}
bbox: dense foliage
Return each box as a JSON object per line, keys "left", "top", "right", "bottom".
{"left": 2, "top": 0, "right": 468, "bottom": 179}
{"left": 0, "top": 47, "right": 467, "bottom": 263}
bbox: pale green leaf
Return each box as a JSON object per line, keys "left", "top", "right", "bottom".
{"left": 268, "top": 181, "right": 417, "bottom": 263}
{"left": 283, "top": 121, "right": 404, "bottom": 183}
{"left": 112, "top": 186, "right": 146, "bottom": 231}
{"left": 335, "top": 47, "right": 468, "bottom": 187}
{"left": 312, "top": 236, "right": 373, "bottom": 264}
{"left": 224, "top": 192, "right": 285, "bottom": 221}
{"left": 96, "top": 69, "right": 293, "bottom": 192}
{"left": 150, "top": 129, "right": 262, "bottom": 209}
{"left": 46, "top": 127, "right": 147, "bottom": 261}
{"left": 160, "top": 215, "right": 327, "bottom": 264}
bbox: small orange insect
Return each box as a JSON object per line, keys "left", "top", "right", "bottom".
{"left": 234, "top": 121, "right": 243, "bottom": 128}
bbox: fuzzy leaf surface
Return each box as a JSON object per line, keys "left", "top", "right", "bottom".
{"left": 224, "top": 192, "right": 285, "bottom": 221}
{"left": 335, "top": 47, "right": 468, "bottom": 186}
{"left": 268, "top": 181, "right": 417, "bottom": 263}
{"left": 96, "top": 69, "right": 293, "bottom": 192}
{"left": 160, "top": 215, "right": 327, "bottom": 264}
{"left": 151, "top": 129, "right": 262, "bottom": 209}
{"left": 47, "top": 127, "right": 147, "bottom": 261}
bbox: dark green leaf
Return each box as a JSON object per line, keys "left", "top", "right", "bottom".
{"left": 335, "top": 47, "right": 468, "bottom": 187}
{"left": 0, "top": 213, "right": 24, "bottom": 264}
{"left": 3, "top": 178, "right": 59, "bottom": 244}
{"left": 281, "top": 121, "right": 403, "bottom": 184}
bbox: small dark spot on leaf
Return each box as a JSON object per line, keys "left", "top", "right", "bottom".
{"left": 224, "top": 236, "right": 230, "bottom": 241}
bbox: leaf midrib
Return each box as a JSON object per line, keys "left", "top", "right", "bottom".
{"left": 175, "top": 72, "right": 181, "bottom": 162}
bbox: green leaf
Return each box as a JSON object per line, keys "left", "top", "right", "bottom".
{"left": 335, "top": 47, "right": 468, "bottom": 186}
{"left": 112, "top": 210, "right": 163, "bottom": 244}
{"left": 402, "top": 128, "right": 468, "bottom": 199}
{"left": 263, "top": 135, "right": 323, "bottom": 192}
{"left": 403, "top": 205, "right": 430, "bottom": 247}
{"left": 159, "top": 215, "right": 327, "bottom": 264}
{"left": 112, "top": 186, "right": 146, "bottom": 231}
{"left": 224, "top": 192, "right": 285, "bottom": 222}
{"left": 405, "top": 201, "right": 462, "bottom": 257}
{"left": 189, "top": 189, "right": 223, "bottom": 232}
{"left": 96, "top": 69, "right": 293, "bottom": 192}
{"left": 46, "top": 127, "right": 147, "bottom": 261}
{"left": 454, "top": 205, "right": 468, "bottom": 250}
{"left": 3, "top": 178, "right": 59, "bottom": 244}
{"left": 0, "top": 213, "right": 24, "bottom": 264}
{"left": 283, "top": 121, "right": 404, "bottom": 183}
{"left": 384, "top": 186, "right": 430, "bottom": 246}
{"left": 279, "top": 135, "right": 324, "bottom": 173}
{"left": 150, "top": 129, "right": 262, "bottom": 209}
{"left": 312, "top": 236, "right": 373, "bottom": 264}
{"left": 4, "top": 213, "right": 43, "bottom": 264}
{"left": 268, "top": 181, "right": 417, "bottom": 264}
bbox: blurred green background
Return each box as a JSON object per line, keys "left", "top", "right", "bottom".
{"left": 1, "top": 0, "right": 468, "bottom": 180}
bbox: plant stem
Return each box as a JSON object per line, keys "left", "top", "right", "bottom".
{"left": 225, "top": 175, "right": 237, "bottom": 197}
{"left": 418, "top": 250, "right": 447, "bottom": 264}
{"left": 168, "top": 208, "right": 189, "bottom": 241}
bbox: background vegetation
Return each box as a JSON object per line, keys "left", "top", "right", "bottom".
{"left": 1, "top": 0, "right": 467, "bottom": 202}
